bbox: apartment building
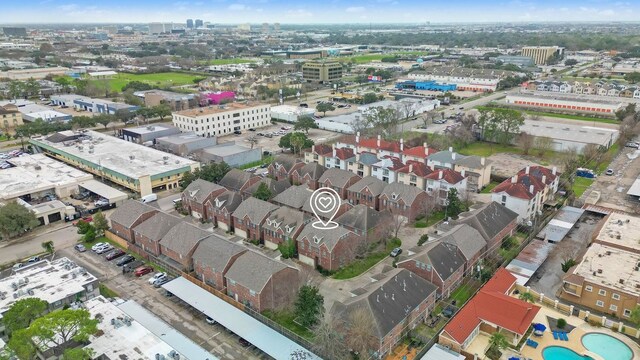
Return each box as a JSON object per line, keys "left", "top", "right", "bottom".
{"left": 172, "top": 103, "right": 271, "bottom": 137}
{"left": 302, "top": 61, "right": 343, "bottom": 83}
{"left": 521, "top": 46, "right": 564, "bottom": 65}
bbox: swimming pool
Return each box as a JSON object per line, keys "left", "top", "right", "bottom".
{"left": 542, "top": 346, "right": 593, "bottom": 360}
{"left": 582, "top": 333, "right": 633, "bottom": 360}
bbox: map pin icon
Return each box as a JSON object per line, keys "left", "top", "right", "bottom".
{"left": 310, "top": 187, "right": 341, "bottom": 230}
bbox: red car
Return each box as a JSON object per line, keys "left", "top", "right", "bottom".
{"left": 135, "top": 265, "right": 154, "bottom": 277}
{"left": 72, "top": 216, "right": 93, "bottom": 226}
{"left": 105, "top": 249, "right": 125, "bottom": 261}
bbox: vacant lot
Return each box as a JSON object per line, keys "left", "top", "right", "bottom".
{"left": 202, "top": 58, "right": 256, "bottom": 65}
{"left": 93, "top": 72, "right": 204, "bottom": 92}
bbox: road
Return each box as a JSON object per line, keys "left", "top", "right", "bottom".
{"left": 0, "top": 223, "right": 79, "bottom": 267}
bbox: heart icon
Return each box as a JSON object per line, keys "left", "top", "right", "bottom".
{"left": 318, "top": 196, "right": 333, "bottom": 211}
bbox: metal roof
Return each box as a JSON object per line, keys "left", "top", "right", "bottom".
{"left": 505, "top": 239, "right": 554, "bottom": 286}
{"left": 627, "top": 178, "right": 640, "bottom": 197}
{"left": 162, "top": 277, "right": 321, "bottom": 360}
{"left": 79, "top": 179, "right": 128, "bottom": 203}
{"left": 535, "top": 206, "right": 585, "bottom": 242}
{"left": 117, "top": 300, "right": 218, "bottom": 360}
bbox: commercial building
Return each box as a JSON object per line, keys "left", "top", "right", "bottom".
{"left": 119, "top": 124, "right": 181, "bottom": 145}
{"left": 148, "top": 22, "right": 174, "bottom": 34}
{"left": 156, "top": 132, "right": 217, "bottom": 157}
{"left": 302, "top": 61, "right": 343, "bottom": 83}
{"left": 0, "top": 258, "right": 99, "bottom": 338}
{"left": 15, "top": 102, "right": 72, "bottom": 122}
{"left": 51, "top": 94, "right": 138, "bottom": 115}
{"left": 270, "top": 105, "right": 316, "bottom": 122}
{"left": 395, "top": 80, "right": 457, "bottom": 92}
{"left": 172, "top": 102, "right": 271, "bottom": 137}
{"left": 408, "top": 67, "right": 514, "bottom": 92}
{"left": 496, "top": 55, "right": 536, "bottom": 67}
{"left": 0, "top": 67, "right": 69, "bottom": 80}
{"left": 30, "top": 130, "right": 199, "bottom": 196}
{"left": 133, "top": 90, "right": 197, "bottom": 111}
{"left": 0, "top": 153, "right": 93, "bottom": 202}
{"left": 518, "top": 118, "right": 618, "bottom": 152}
{"left": 0, "top": 104, "right": 23, "bottom": 133}
{"left": 521, "top": 46, "right": 564, "bottom": 65}
{"left": 506, "top": 93, "right": 624, "bottom": 115}
{"left": 199, "top": 142, "right": 261, "bottom": 167}
{"left": 2, "top": 27, "right": 27, "bottom": 37}
{"left": 560, "top": 212, "right": 640, "bottom": 319}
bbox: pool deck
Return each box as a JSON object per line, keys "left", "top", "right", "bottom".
{"left": 518, "top": 306, "right": 640, "bottom": 360}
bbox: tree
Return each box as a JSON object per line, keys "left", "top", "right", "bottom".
{"left": 312, "top": 315, "right": 349, "bottom": 360}
{"left": 294, "top": 285, "right": 324, "bottom": 328}
{"left": 629, "top": 305, "right": 640, "bottom": 328}
{"left": 25, "top": 309, "right": 99, "bottom": 356}
{"left": 557, "top": 318, "right": 567, "bottom": 329}
{"left": 315, "top": 103, "right": 335, "bottom": 116}
{"left": 41, "top": 241, "right": 54, "bottom": 255}
{"left": 2, "top": 298, "right": 48, "bottom": 337}
{"left": 363, "top": 106, "right": 402, "bottom": 137}
{"left": 152, "top": 104, "right": 171, "bottom": 121}
{"left": 6, "top": 329, "right": 37, "bottom": 360}
{"left": 344, "top": 307, "right": 378, "bottom": 358}
{"left": 560, "top": 148, "right": 580, "bottom": 181}
{"left": 615, "top": 103, "right": 637, "bottom": 122}
{"left": 8, "top": 81, "right": 24, "bottom": 100}
{"left": 294, "top": 116, "right": 318, "bottom": 134}
{"left": 83, "top": 226, "right": 96, "bottom": 243}
{"left": 624, "top": 72, "right": 640, "bottom": 84}
{"left": 362, "top": 92, "right": 378, "bottom": 104}
{"left": 488, "top": 332, "right": 509, "bottom": 355}
{"left": 391, "top": 213, "right": 406, "bottom": 239}
{"left": 535, "top": 136, "right": 554, "bottom": 157}
{"left": 253, "top": 182, "right": 272, "bottom": 201}
{"left": 581, "top": 143, "right": 600, "bottom": 164}
{"left": 279, "top": 132, "right": 313, "bottom": 154}
{"left": 24, "top": 79, "right": 40, "bottom": 98}
{"left": 477, "top": 108, "right": 525, "bottom": 145}
{"left": 278, "top": 238, "right": 297, "bottom": 259}
{"left": 93, "top": 114, "right": 114, "bottom": 129}
{"left": 619, "top": 115, "right": 640, "bottom": 144}
{"left": 446, "top": 188, "right": 464, "bottom": 219}
{"left": 519, "top": 292, "right": 536, "bottom": 303}
{"left": 179, "top": 162, "right": 231, "bottom": 190}
{"left": 0, "top": 202, "right": 40, "bottom": 240}
{"left": 290, "top": 132, "right": 308, "bottom": 155}
{"left": 564, "top": 59, "right": 578, "bottom": 66}
{"left": 92, "top": 211, "right": 108, "bottom": 236}
{"left": 517, "top": 132, "right": 535, "bottom": 155}
{"left": 62, "top": 348, "right": 95, "bottom": 360}
{"left": 135, "top": 107, "right": 155, "bottom": 124}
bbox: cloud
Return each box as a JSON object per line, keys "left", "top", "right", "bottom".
{"left": 346, "top": 6, "right": 365, "bottom": 13}
{"left": 57, "top": 3, "right": 78, "bottom": 11}
{"left": 287, "top": 8, "right": 313, "bottom": 17}
{"left": 599, "top": 9, "right": 615, "bottom": 15}
{"left": 228, "top": 3, "right": 248, "bottom": 10}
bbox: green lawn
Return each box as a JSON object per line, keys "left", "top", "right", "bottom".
{"left": 573, "top": 177, "right": 594, "bottom": 198}
{"left": 480, "top": 181, "right": 499, "bottom": 194}
{"left": 415, "top": 210, "right": 446, "bottom": 228}
{"left": 449, "top": 284, "right": 477, "bottom": 305}
{"left": 458, "top": 141, "right": 557, "bottom": 160}
{"left": 332, "top": 239, "right": 401, "bottom": 280}
{"left": 261, "top": 310, "right": 314, "bottom": 340}
{"left": 584, "top": 142, "right": 620, "bottom": 174}
{"left": 99, "top": 284, "right": 118, "bottom": 298}
{"left": 92, "top": 72, "right": 205, "bottom": 92}
{"left": 202, "top": 58, "right": 256, "bottom": 65}
{"left": 337, "top": 52, "right": 428, "bottom": 64}
{"left": 238, "top": 155, "right": 274, "bottom": 170}
{"left": 522, "top": 110, "right": 618, "bottom": 124}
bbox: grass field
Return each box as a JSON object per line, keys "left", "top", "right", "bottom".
{"left": 480, "top": 181, "right": 499, "bottom": 194}
{"left": 522, "top": 110, "right": 618, "bottom": 124}
{"left": 573, "top": 177, "right": 594, "bottom": 198}
{"left": 99, "top": 284, "right": 118, "bottom": 298}
{"left": 458, "top": 141, "right": 556, "bottom": 160}
{"left": 261, "top": 310, "right": 314, "bottom": 340}
{"left": 202, "top": 58, "right": 256, "bottom": 65}
{"left": 332, "top": 239, "right": 401, "bottom": 280}
{"left": 91, "top": 72, "right": 204, "bottom": 92}
{"left": 415, "top": 210, "right": 446, "bottom": 228}
{"left": 337, "top": 52, "right": 430, "bottom": 64}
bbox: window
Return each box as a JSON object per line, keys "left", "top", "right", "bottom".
{"left": 585, "top": 285, "right": 593, "bottom": 292}
{"left": 596, "top": 300, "right": 604, "bottom": 307}
{"left": 624, "top": 309, "right": 631, "bottom": 317}
{"left": 610, "top": 304, "right": 618, "bottom": 311}
{"left": 598, "top": 289, "right": 607, "bottom": 296}
{"left": 612, "top": 293, "right": 620, "bottom": 300}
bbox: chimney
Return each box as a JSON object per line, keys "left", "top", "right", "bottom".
{"left": 356, "top": 153, "right": 360, "bottom": 161}
{"left": 400, "top": 138, "right": 404, "bottom": 151}
{"left": 448, "top": 146, "right": 453, "bottom": 152}
{"left": 481, "top": 157, "right": 485, "bottom": 166}
{"left": 409, "top": 164, "right": 413, "bottom": 173}
{"left": 542, "top": 175, "right": 547, "bottom": 184}
{"left": 312, "top": 145, "right": 315, "bottom": 153}
{"left": 452, "top": 153, "right": 456, "bottom": 160}
{"left": 525, "top": 165, "right": 530, "bottom": 174}
{"left": 423, "top": 142, "right": 429, "bottom": 156}
{"left": 461, "top": 170, "right": 466, "bottom": 177}
{"left": 439, "top": 170, "right": 443, "bottom": 180}
{"left": 529, "top": 184, "right": 534, "bottom": 194}
{"left": 332, "top": 144, "right": 336, "bottom": 158}
{"left": 511, "top": 175, "right": 517, "bottom": 184}
{"left": 552, "top": 166, "right": 557, "bottom": 175}
{"left": 377, "top": 135, "right": 381, "bottom": 148}
{"left": 356, "top": 131, "right": 360, "bottom": 144}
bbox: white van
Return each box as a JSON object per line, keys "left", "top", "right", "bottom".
{"left": 140, "top": 194, "right": 158, "bottom": 203}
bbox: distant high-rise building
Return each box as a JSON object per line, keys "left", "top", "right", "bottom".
{"left": 262, "top": 23, "right": 269, "bottom": 33}
{"left": 195, "top": 19, "right": 203, "bottom": 28}
{"left": 237, "top": 23, "right": 251, "bottom": 32}
{"left": 186, "top": 19, "right": 194, "bottom": 29}
{"left": 2, "top": 27, "right": 27, "bottom": 37}
{"left": 148, "top": 23, "right": 173, "bottom": 34}
{"left": 521, "top": 46, "right": 564, "bottom": 65}
{"left": 274, "top": 23, "right": 281, "bottom": 32}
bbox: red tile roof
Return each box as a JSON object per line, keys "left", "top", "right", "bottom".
{"left": 492, "top": 172, "right": 546, "bottom": 200}
{"left": 396, "top": 161, "right": 433, "bottom": 177}
{"left": 342, "top": 136, "right": 405, "bottom": 153}
{"left": 402, "top": 145, "right": 438, "bottom": 159}
{"left": 334, "top": 147, "right": 355, "bottom": 160}
{"left": 381, "top": 155, "right": 405, "bottom": 171}
{"left": 443, "top": 268, "right": 540, "bottom": 345}
{"left": 312, "top": 144, "right": 333, "bottom": 156}
{"left": 517, "top": 166, "right": 558, "bottom": 185}
{"left": 424, "top": 168, "right": 465, "bottom": 184}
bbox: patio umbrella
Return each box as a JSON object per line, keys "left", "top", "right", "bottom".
{"left": 508, "top": 357, "right": 521, "bottom": 360}
{"left": 533, "top": 323, "right": 547, "bottom": 332}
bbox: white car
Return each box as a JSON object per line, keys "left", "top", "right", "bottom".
{"left": 148, "top": 272, "right": 167, "bottom": 285}
{"left": 91, "top": 242, "right": 106, "bottom": 251}
{"left": 95, "top": 244, "right": 113, "bottom": 254}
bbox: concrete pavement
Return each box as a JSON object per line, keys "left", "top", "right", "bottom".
{"left": 0, "top": 222, "right": 80, "bottom": 267}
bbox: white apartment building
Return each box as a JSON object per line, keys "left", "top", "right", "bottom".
{"left": 172, "top": 103, "right": 271, "bottom": 137}
{"left": 408, "top": 72, "right": 500, "bottom": 92}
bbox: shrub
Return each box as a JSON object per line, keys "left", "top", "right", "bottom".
{"left": 557, "top": 318, "right": 567, "bottom": 329}
{"left": 418, "top": 234, "right": 429, "bottom": 246}
{"left": 278, "top": 239, "right": 297, "bottom": 259}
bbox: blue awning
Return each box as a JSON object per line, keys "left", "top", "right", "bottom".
{"left": 533, "top": 323, "right": 547, "bottom": 331}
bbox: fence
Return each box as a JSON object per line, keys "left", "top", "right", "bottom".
{"left": 104, "top": 230, "right": 130, "bottom": 249}
{"left": 514, "top": 283, "right": 640, "bottom": 338}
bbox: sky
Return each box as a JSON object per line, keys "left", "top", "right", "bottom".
{"left": 2, "top": 0, "right": 638, "bottom": 24}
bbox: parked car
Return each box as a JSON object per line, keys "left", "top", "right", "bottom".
{"left": 153, "top": 276, "right": 171, "bottom": 288}
{"left": 390, "top": 247, "right": 402, "bottom": 257}
{"left": 12, "top": 263, "right": 23, "bottom": 271}
{"left": 134, "top": 265, "right": 154, "bottom": 277}
{"left": 248, "top": 128, "right": 256, "bottom": 132}
{"left": 234, "top": 130, "right": 242, "bottom": 135}
{"left": 105, "top": 249, "right": 126, "bottom": 261}
{"left": 605, "top": 169, "right": 615, "bottom": 176}
{"left": 73, "top": 216, "right": 93, "bottom": 226}
{"left": 149, "top": 272, "right": 167, "bottom": 285}
{"left": 91, "top": 242, "right": 107, "bottom": 251}
{"left": 625, "top": 141, "right": 640, "bottom": 148}
{"left": 95, "top": 244, "right": 114, "bottom": 254}
{"left": 74, "top": 244, "right": 86, "bottom": 252}
{"left": 27, "top": 256, "right": 40, "bottom": 263}
{"left": 205, "top": 316, "right": 216, "bottom": 325}
{"left": 116, "top": 255, "right": 135, "bottom": 267}
{"left": 442, "top": 306, "right": 456, "bottom": 318}
{"left": 94, "top": 198, "right": 109, "bottom": 207}
{"left": 238, "top": 338, "right": 251, "bottom": 347}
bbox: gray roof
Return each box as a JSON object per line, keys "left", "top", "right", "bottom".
{"left": 225, "top": 251, "right": 291, "bottom": 292}
{"left": 182, "top": 179, "right": 225, "bottom": 204}
{"left": 331, "top": 269, "right": 437, "bottom": 338}
{"left": 358, "top": 152, "right": 380, "bottom": 166}
{"left": 336, "top": 205, "right": 389, "bottom": 232}
{"left": 347, "top": 176, "right": 386, "bottom": 196}
{"left": 110, "top": 200, "right": 156, "bottom": 228}
{"left": 272, "top": 155, "right": 302, "bottom": 173}
{"left": 440, "top": 224, "right": 487, "bottom": 261}
{"left": 159, "top": 222, "right": 210, "bottom": 256}
{"left": 232, "top": 197, "right": 279, "bottom": 224}
{"left": 454, "top": 155, "right": 490, "bottom": 169}
{"left": 381, "top": 182, "right": 425, "bottom": 206}
{"left": 424, "top": 242, "right": 465, "bottom": 281}
{"left": 272, "top": 185, "right": 312, "bottom": 209}
{"left": 319, "top": 168, "right": 360, "bottom": 188}
{"left": 219, "top": 169, "right": 256, "bottom": 192}
{"left": 192, "top": 235, "right": 247, "bottom": 272}
{"left": 245, "top": 178, "right": 291, "bottom": 198}
{"left": 454, "top": 202, "right": 518, "bottom": 243}
{"left": 298, "top": 162, "right": 325, "bottom": 180}
{"left": 427, "top": 150, "right": 468, "bottom": 165}
{"left": 263, "top": 207, "right": 308, "bottom": 235}
{"left": 132, "top": 212, "right": 182, "bottom": 241}
{"left": 207, "top": 190, "right": 243, "bottom": 212}
{"left": 297, "top": 224, "right": 354, "bottom": 251}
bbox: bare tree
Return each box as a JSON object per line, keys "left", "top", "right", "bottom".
{"left": 345, "top": 307, "right": 378, "bottom": 358}
{"left": 618, "top": 115, "right": 640, "bottom": 144}
{"left": 560, "top": 147, "right": 580, "bottom": 184}
{"left": 391, "top": 212, "right": 407, "bottom": 239}
{"left": 312, "top": 314, "right": 350, "bottom": 360}
{"left": 350, "top": 114, "right": 369, "bottom": 136}
{"left": 528, "top": 113, "right": 542, "bottom": 121}
{"left": 247, "top": 135, "right": 259, "bottom": 149}
{"left": 535, "top": 136, "right": 554, "bottom": 157}
{"left": 451, "top": 126, "right": 476, "bottom": 147}
{"left": 298, "top": 265, "right": 323, "bottom": 288}
{"left": 517, "top": 132, "right": 535, "bottom": 155}
{"left": 581, "top": 143, "right": 600, "bottom": 164}
{"left": 423, "top": 110, "right": 438, "bottom": 128}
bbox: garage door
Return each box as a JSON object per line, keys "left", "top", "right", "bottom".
{"left": 299, "top": 254, "right": 316, "bottom": 267}
{"left": 218, "top": 222, "right": 229, "bottom": 231}
{"left": 264, "top": 240, "right": 278, "bottom": 250}
{"left": 234, "top": 229, "right": 247, "bottom": 239}
{"left": 47, "top": 212, "right": 62, "bottom": 224}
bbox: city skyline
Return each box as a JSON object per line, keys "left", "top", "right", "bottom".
{"left": 3, "top": 0, "right": 638, "bottom": 24}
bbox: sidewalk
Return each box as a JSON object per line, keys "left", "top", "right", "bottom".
{"left": 0, "top": 220, "right": 74, "bottom": 249}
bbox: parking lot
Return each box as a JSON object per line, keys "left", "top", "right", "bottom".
{"left": 59, "top": 245, "right": 270, "bottom": 360}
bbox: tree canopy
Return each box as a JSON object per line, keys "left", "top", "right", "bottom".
{"left": 253, "top": 182, "right": 272, "bottom": 201}
{"left": 279, "top": 132, "right": 314, "bottom": 154}
{"left": 179, "top": 162, "right": 231, "bottom": 190}
{"left": 315, "top": 103, "right": 335, "bottom": 116}
{"left": 478, "top": 108, "right": 525, "bottom": 145}
{"left": 2, "top": 298, "right": 48, "bottom": 337}
{"left": 0, "top": 202, "right": 40, "bottom": 240}
{"left": 294, "top": 116, "right": 318, "bottom": 134}
{"left": 294, "top": 285, "right": 324, "bottom": 328}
